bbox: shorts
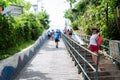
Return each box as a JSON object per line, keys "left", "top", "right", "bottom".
{"left": 89, "top": 45, "right": 98, "bottom": 53}
{"left": 55, "top": 39, "right": 59, "bottom": 42}
{"left": 69, "top": 32, "right": 72, "bottom": 35}
{"left": 48, "top": 35, "right": 50, "bottom": 37}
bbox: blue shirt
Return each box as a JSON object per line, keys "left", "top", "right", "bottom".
{"left": 54, "top": 32, "right": 60, "bottom": 39}
{"left": 47, "top": 31, "right": 51, "bottom": 35}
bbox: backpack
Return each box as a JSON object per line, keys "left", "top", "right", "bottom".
{"left": 97, "top": 36, "right": 103, "bottom": 46}
{"left": 54, "top": 33, "right": 60, "bottom": 39}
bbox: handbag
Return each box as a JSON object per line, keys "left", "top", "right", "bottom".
{"left": 97, "top": 36, "right": 103, "bottom": 46}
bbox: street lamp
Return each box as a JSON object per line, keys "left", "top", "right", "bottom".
{"left": 41, "top": 2, "right": 44, "bottom": 12}
{"left": 33, "top": 4, "right": 38, "bottom": 18}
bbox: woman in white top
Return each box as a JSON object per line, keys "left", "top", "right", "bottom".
{"left": 88, "top": 28, "right": 99, "bottom": 64}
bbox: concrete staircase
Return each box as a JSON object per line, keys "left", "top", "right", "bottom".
{"left": 79, "top": 52, "right": 120, "bottom": 80}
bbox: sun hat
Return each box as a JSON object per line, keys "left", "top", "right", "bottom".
{"left": 91, "top": 27, "right": 99, "bottom": 32}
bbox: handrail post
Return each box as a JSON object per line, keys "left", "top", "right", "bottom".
{"left": 74, "top": 43, "right": 77, "bottom": 66}
{"left": 78, "top": 55, "right": 81, "bottom": 74}
{"left": 71, "top": 41, "right": 75, "bottom": 61}
{"left": 78, "top": 46, "right": 81, "bottom": 74}
{"left": 84, "top": 50, "right": 87, "bottom": 80}
{"left": 95, "top": 55, "right": 99, "bottom": 80}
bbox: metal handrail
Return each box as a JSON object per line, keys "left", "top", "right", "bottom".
{"left": 62, "top": 33, "right": 99, "bottom": 80}
{"left": 78, "top": 33, "right": 120, "bottom": 64}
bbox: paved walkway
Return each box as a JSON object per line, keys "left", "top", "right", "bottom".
{"left": 14, "top": 39, "right": 83, "bottom": 80}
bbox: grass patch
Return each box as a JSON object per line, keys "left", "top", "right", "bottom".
{"left": 73, "top": 30, "right": 79, "bottom": 34}
{"left": 0, "top": 40, "right": 35, "bottom": 60}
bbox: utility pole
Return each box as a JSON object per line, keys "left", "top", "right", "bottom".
{"left": 37, "top": 0, "right": 40, "bottom": 13}
{"left": 66, "top": 0, "right": 73, "bottom": 9}
{"left": 41, "top": 0, "right": 44, "bottom": 12}
{"left": 33, "top": 0, "right": 42, "bottom": 18}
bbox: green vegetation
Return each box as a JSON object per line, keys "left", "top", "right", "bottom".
{"left": 0, "top": 40, "right": 35, "bottom": 60}
{"left": 64, "top": 0, "right": 120, "bottom": 40}
{"left": 0, "top": 0, "right": 50, "bottom": 59}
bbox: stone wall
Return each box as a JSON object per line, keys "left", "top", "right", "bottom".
{"left": 109, "top": 40, "right": 120, "bottom": 60}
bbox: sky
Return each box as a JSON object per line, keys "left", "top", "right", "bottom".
{"left": 27, "top": 0, "right": 70, "bottom": 30}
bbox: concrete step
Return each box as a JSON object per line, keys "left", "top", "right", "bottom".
{"left": 80, "top": 63, "right": 96, "bottom": 70}
{"left": 80, "top": 53, "right": 92, "bottom": 57}
{"left": 75, "top": 53, "right": 92, "bottom": 59}
{"left": 80, "top": 58, "right": 93, "bottom": 63}
{"left": 86, "top": 67, "right": 106, "bottom": 72}
{"left": 88, "top": 70, "right": 120, "bottom": 80}
{"left": 88, "top": 71, "right": 112, "bottom": 76}
{"left": 99, "top": 63, "right": 118, "bottom": 71}
{"left": 90, "top": 75, "right": 120, "bottom": 80}
{"left": 86, "top": 54, "right": 92, "bottom": 57}
{"left": 87, "top": 64, "right": 117, "bottom": 72}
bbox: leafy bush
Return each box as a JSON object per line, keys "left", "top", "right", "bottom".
{"left": 71, "top": 20, "right": 79, "bottom": 30}
{"left": 0, "top": 11, "right": 49, "bottom": 59}
{"left": 0, "top": 0, "right": 49, "bottom": 60}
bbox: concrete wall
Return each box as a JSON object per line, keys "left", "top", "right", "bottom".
{"left": 109, "top": 40, "right": 120, "bottom": 60}
{"left": 0, "top": 31, "right": 47, "bottom": 80}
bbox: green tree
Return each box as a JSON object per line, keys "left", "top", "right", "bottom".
{"left": 38, "top": 11, "right": 50, "bottom": 29}
{"left": 64, "top": 0, "right": 120, "bottom": 40}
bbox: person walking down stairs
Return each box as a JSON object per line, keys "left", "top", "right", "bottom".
{"left": 87, "top": 28, "right": 100, "bottom": 65}
{"left": 54, "top": 30, "right": 61, "bottom": 48}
